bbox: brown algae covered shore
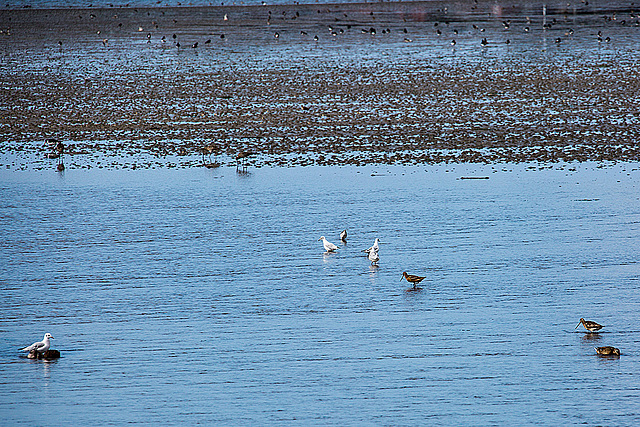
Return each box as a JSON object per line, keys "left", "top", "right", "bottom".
{"left": 1, "top": 1, "right": 639, "bottom": 170}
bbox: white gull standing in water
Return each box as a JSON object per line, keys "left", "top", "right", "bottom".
{"left": 368, "top": 248, "right": 379, "bottom": 265}
{"left": 364, "top": 238, "right": 381, "bottom": 254}
{"left": 21, "top": 333, "right": 54, "bottom": 354}
{"left": 318, "top": 236, "right": 339, "bottom": 252}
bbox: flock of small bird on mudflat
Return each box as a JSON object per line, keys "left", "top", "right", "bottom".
{"left": 149, "top": 8, "right": 630, "bottom": 51}
{"left": 53, "top": 5, "right": 635, "bottom": 56}
{"left": 319, "top": 230, "right": 622, "bottom": 358}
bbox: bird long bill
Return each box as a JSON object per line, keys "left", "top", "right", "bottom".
{"left": 575, "top": 322, "right": 581, "bottom": 329}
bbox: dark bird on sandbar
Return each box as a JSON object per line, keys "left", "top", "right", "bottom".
{"left": 595, "top": 346, "right": 620, "bottom": 356}
{"left": 576, "top": 318, "right": 604, "bottom": 333}
{"left": 402, "top": 272, "right": 425, "bottom": 290}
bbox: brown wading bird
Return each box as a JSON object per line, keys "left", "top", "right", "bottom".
{"left": 595, "top": 346, "right": 620, "bottom": 356}
{"left": 202, "top": 144, "right": 220, "bottom": 168}
{"left": 236, "top": 151, "right": 255, "bottom": 170}
{"left": 576, "top": 318, "right": 604, "bottom": 333}
{"left": 56, "top": 141, "right": 65, "bottom": 171}
{"left": 402, "top": 272, "right": 425, "bottom": 291}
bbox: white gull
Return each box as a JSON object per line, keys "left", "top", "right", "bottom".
{"left": 318, "top": 236, "right": 339, "bottom": 252}
{"left": 364, "top": 238, "right": 381, "bottom": 254}
{"left": 368, "top": 248, "right": 379, "bottom": 265}
{"left": 21, "top": 333, "right": 54, "bottom": 354}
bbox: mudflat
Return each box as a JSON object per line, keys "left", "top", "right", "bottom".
{"left": 1, "top": 1, "right": 639, "bottom": 169}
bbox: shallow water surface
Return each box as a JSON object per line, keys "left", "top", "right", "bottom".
{"left": 1, "top": 164, "right": 639, "bottom": 424}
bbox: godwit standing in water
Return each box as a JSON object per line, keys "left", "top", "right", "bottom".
{"left": 202, "top": 144, "right": 220, "bottom": 168}
{"left": 576, "top": 318, "right": 604, "bottom": 333}
{"left": 402, "top": 272, "right": 425, "bottom": 291}
{"left": 236, "top": 151, "right": 255, "bottom": 170}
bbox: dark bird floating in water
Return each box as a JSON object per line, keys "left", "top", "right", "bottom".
{"left": 595, "top": 346, "right": 620, "bottom": 356}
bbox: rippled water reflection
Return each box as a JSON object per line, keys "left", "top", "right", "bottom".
{"left": 1, "top": 164, "right": 639, "bottom": 423}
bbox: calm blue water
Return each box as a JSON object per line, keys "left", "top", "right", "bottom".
{"left": 1, "top": 163, "right": 640, "bottom": 424}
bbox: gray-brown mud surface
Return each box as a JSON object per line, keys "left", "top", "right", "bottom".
{"left": 1, "top": 1, "right": 639, "bottom": 169}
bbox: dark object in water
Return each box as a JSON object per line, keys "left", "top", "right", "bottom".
{"left": 460, "top": 176, "right": 489, "bottom": 180}
{"left": 27, "top": 349, "right": 61, "bottom": 360}
{"left": 595, "top": 346, "right": 620, "bottom": 356}
{"left": 57, "top": 163, "right": 65, "bottom": 171}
